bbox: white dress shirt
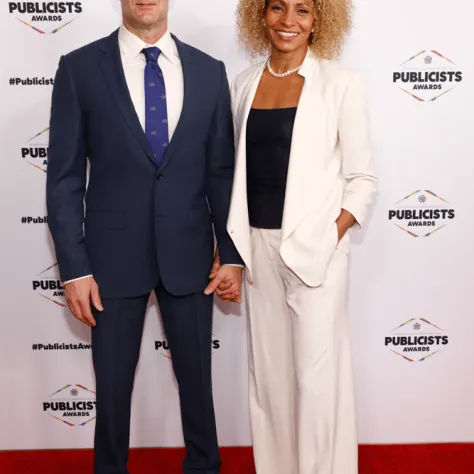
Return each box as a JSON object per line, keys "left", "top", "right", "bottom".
{"left": 119, "top": 24, "right": 184, "bottom": 139}
{"left": 65, "top": 25, "right": 240, "bottom": 284}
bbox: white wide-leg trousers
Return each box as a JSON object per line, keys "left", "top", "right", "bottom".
{"left": 246, "top": 228, "right": 358, "bottom": 474}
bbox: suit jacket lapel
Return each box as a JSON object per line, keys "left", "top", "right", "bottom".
{"left": 99, "top": 29, "right": 155, "bottom": 165}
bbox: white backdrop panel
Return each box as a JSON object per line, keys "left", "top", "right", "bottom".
{"left": 0, "top": 0, "right": 473, "bottom": 450}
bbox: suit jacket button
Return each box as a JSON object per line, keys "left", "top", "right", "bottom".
{"left": 156, "top": 174, "right": 162, "bottom": 180}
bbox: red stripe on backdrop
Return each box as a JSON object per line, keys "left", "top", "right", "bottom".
{"left": 1, "top": 445, "right": 474, "bottom": 474}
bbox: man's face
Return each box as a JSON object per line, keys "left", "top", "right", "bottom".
{"left": 121, "top": 0, "right": 169, "bottom": 29}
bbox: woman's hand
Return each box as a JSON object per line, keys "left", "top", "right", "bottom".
{"left": 336, "top": 209, "right": 356, "bottom": 242}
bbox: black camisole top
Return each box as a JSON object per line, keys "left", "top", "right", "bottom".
{"left": 246, "top": 107, "right": 297, "bottom": 229}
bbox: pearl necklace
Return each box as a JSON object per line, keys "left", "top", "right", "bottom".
{"left": 267, "top": 58, "right": 303, "bottom": 78}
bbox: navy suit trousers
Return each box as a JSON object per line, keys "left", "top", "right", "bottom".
{"left": 91, "top": 284, "right": 220, "bottom": 474}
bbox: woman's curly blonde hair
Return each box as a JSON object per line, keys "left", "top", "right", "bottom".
{"left": 236, "top": 0, "right": 352, "bottom": 60}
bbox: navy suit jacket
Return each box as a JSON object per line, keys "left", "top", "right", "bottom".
{"left": 46, "top": 29, "right": 243, "bottom": 298}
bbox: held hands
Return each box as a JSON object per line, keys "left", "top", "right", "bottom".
{"left": 205, "top": 248, "right": 243, "bottom": 303}
{"left": 205, "top": 212, "right": 354, "bottom": 304}
{"left": 64, "top": 276, "right": 103, "bottom": 327}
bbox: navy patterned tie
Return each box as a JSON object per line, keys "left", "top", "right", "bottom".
{"left": 142, "top": 46, "right": 169, "bottom": 168}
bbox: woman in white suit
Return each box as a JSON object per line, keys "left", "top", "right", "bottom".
{"left": 216, "top": 0, "right": 376, "bottom": 473}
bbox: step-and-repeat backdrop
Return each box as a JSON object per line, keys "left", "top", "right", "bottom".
{"left": 1, "top": 0, "right": 473, "bottom": 450}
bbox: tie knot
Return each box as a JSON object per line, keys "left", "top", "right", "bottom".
{"left": 142, "top": 47, "right": 161, "bottom": 63}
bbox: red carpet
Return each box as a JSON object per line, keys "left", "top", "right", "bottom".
{"left": 1, "top": 445, "right": 473, "bottom": 474}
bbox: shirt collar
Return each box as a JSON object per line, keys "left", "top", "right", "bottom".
{"left": 118, "top": 24, "right": 178, "bottom": 65}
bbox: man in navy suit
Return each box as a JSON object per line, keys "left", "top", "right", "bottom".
{"left": 46, "top": 1, "right": 243, "bottom": 472}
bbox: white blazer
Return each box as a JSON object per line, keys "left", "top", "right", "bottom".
{"left": 227, "top": 49, "right": 377, "bottom": 287}
{"left": 227, "top": 50, "right": 376, "bottom": 287}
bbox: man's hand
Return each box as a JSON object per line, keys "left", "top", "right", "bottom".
{"left": 65, "top": 276, "right": 103, "bottom": 327}
{"left": 205, "top": 265, "right": 243, "bottom": 304}
{"left": 209, "top": 248, "right": 220, "bottom": 280}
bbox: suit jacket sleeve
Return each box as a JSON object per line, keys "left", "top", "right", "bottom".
{"left": 206, "top": 61, "right": 244, "bottom": 266}
{"left": 46, "top": 55, "right": 91, "bottom": 282}
{"left": 338, "top": 73, "right": 377, "bottom": 228}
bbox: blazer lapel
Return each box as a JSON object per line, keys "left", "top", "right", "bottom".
{"left": 99, "top": 30, "right": 155, "bottom": 165}
{"left": 227, "top": 63, "right": 266, "bottom": 277}
{"left": 281, "top": 55, "right": 327, "bottom": 242}
{"left": 234, "top": 63, "right": 266, "bottom": 136}
{"left": 228, "top": 62, "right": 266, "bottom": 231}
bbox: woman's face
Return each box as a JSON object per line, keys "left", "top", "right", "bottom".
{"left": 265, "top": 0, "right": 315, "bottom": 55}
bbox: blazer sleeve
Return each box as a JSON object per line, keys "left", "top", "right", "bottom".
{"left": 338, "top": 73, "right": 377, "bottom": 228}
{"left": 46, "top": 55, "right": 92, "bottom": 282}
{"left": 206, "top": 61, "right": 244, "bottom": 266}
